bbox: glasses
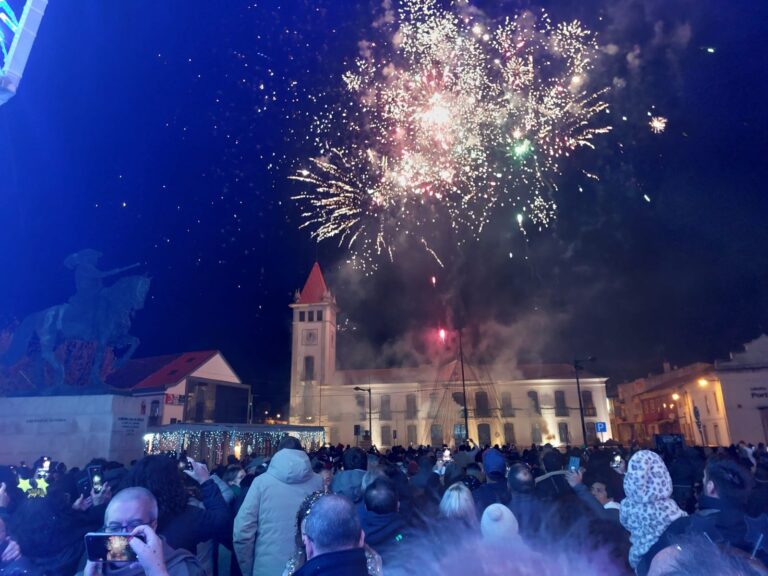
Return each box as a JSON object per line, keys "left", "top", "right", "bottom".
{"left": 105, "top": 519, "right": 152, "bottom": 533}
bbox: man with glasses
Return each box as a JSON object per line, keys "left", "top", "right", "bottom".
{"left": 85, "top": 487, "right": 205, "bottom": 576}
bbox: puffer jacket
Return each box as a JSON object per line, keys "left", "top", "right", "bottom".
{"left": 233, "top": 449, "right": 323, "bottom": 576}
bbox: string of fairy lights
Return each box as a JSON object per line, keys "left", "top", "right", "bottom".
{"left": 144, "top": 426, "right": 326, "bottom": 462}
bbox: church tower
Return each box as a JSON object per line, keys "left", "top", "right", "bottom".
{"left": 289, "top": 263, "right": 337, "bottom": 425}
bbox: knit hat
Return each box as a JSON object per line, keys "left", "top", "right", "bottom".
{"left": 481, "top": 503, "right": 519, "bottom": 543}
{"left": 482, "top": 448, "right": 506, "bottom": 478}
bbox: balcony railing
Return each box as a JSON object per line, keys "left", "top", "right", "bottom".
{"left": 555, "top": 406, "right": 570, "bottom": 417}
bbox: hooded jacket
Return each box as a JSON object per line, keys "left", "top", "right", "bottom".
{"left": 234, "top": 449, "right": 323, "bottom": 576}
{"left": 620, "top": 451, "right": 686, "bottom": 570}
{"left": 358, "top": 510, "right": 408, "bottom": 560}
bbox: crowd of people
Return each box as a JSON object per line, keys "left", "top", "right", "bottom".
{"left": 1, "top": 437, "right": 768, "bottom": 576}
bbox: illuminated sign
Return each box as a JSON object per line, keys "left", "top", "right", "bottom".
{"left": 0, "top": 0, "right": 47, "bottom": 105}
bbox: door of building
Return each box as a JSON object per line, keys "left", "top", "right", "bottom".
{"left": 477, "top": 423, "right": 491, "bottom": 447}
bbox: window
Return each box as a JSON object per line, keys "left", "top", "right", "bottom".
{"left": 714, "top": 424, "right": 722, "bottom": 447}
{"left": 330, "top": 427, "right": 339, "bottom": 445}
{"left": 705, "top": 395, "right": 711, "bottom": 415}
{"left": 582, "top": 391, "right": 596, "bottom": 417}
{"left": 558, "top": 422, "right": 570, "bottom": 444}
{"left": 381, "top": 425, "right": 392, "bottom": 446}
{"left": 380, "top": 395, "right": 392, "bottom": 420}
{"left": 303, "top": 356, "right": 315, "bottom": 381}
{"left": 407, "top": 424, "right": 418, "bottom": 446}
{"left": 475, "top": 391, "right": 490, "bottom": 417}
{"left": 453, "top": 423, "right": 466, "bottom": 444}
{"left": 355, "top": 394, "right": 367, "bottom": 420}
{"left": 504, "top": 423, "right": 516, "bottom": 445}
{"left": 149, "top": 400, "right": 160, "bottom": 427}
{"left": 702, "top": 424, "right": 710, "bottom": 446}
{"left": 428, "top": 393, "right": 439, "bottom": 418}
{"left": 501, "top": 392, "right": 514, "bottom": 417}
{"left": 379, "top": 394, "right": 392, "bottom": 420}
{"left": 299, "top": 311, "right": 306, "bottom": 322}
{"left": 308, "top": 311, "right": 315, "bottom": 322}
{"left": 528, "top": 391, "right": 541, "bottom": 415}
{"left": 585, "top": 421, "right": 598, "bottom": 445}
{"left": 531, "top": 423, "right": 542, "bottom": 444}
{"left": 406, "top": 394, "right": 418, "bottom": 419}
{"left": 477, "top": 423, "right": 491, "bottom": 446}
{"left": 713, "top": 392, "right": 720, "bottom": 414}
{"left": 555, "top": 390, "right": 569, "bottom": 417}
{"left": 317, "top": 310, "right": 323, "bottom": 322}
{"left": 430, "top": 424, "right": 443, "bottom": 447}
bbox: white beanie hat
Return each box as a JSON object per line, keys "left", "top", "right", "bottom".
{"left": 481, "top": 503, "right": 519, "bottom": 543}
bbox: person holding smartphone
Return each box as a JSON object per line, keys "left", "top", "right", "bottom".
{"left": 84, "top": 487, "right": 204, "bottom": 576}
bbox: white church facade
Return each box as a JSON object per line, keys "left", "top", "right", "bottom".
{"left": 288, "top": 264, "right": 613, "bottom": 449}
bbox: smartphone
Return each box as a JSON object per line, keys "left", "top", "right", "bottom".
{"left": 35, "top": 467, "right": 48, "bottom": 480}
{"left": 568, "top": 456, "right": 580, "bottom": 472}
{"left": 611, "top": 454, "right": 623, "bottom": 469}
{"left": 85, "top": 532, "right": 139, "bottom": 563}
{"left": 177, "top": 457, "right": 193, "bottom": 471}
{"left": 88, "top": 466, "right": 104, "bottom": 494}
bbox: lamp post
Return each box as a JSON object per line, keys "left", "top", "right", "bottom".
{"left": 353, "top": 386, "right": 372, "bottom": 443}
{"left": 574, "top": 356, "right": 596, "bottom": 447}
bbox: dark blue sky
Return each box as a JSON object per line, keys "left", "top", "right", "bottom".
{"left": 1, "top": 1, "right": 767, "bottom": 408}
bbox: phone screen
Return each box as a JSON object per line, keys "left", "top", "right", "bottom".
{"left": 85, "top": 533, "right": 138, "bottom": 563}
{"left": 88, "top": 466, "right": 104, "bottom": 494}
{"left": 611, "top": 454, "right": 622, "bottom": 468}
{"left": 568, "top": 456, "right": 580, "bottom": 471}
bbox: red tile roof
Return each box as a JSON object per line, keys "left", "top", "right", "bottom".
{"left": 298, "top": 262, "right": 328, "bottom": 304}
{"left": 107, "top": 350, "right": 219, "bottom": 392}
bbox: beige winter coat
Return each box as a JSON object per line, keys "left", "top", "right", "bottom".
{"left": 233, "top": 449, "right": 323, "bottom": 576}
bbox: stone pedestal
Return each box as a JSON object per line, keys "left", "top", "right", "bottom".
{"left": 0, "top": 395, "right": 148, "bottom": 467}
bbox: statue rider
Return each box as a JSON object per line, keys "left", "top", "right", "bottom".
{"left": 63, "top": 250, "right": 139, "bottom": 331}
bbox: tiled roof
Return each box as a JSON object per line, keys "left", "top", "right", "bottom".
{"left": 298, "top": 263, "right": 328, "bottom": 304}
{"left": 107, "top": 350, "right": 219, "bottom": 392}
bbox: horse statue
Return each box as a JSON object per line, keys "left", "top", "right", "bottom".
{"left": 1, "top": 255, "right": 150, "bottom": 390}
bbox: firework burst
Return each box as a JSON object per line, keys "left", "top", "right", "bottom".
{"left": 291, "top": 0, "right": 611, "bottom": 270}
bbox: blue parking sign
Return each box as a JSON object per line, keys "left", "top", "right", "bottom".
{"left": 596, "top": 421, "right": 607, "bottom": 433}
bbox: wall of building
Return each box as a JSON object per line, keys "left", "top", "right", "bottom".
{"left": 0, "top": 395, "right": 147, "bottom": 467}
{"left": 318, "top": 378, "right": 611, "bottom": 448}
{"left": 719, "top": 370, "right": 768, "bottom": 444}
{"left": 193, "top": 354, "right": 242, "bottom": 383}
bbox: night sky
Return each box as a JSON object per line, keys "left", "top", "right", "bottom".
{"left": 1, "top": 1, "right": 767, "bottom": 409}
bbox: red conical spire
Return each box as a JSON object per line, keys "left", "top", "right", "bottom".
{"left": 298, "top": 262, "right": 329, "bottom": 304}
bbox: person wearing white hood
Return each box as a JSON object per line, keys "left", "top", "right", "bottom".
{"left": 234, "top": 437, "right": 323, "bottom": 576}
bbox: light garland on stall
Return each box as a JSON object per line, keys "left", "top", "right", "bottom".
{"left": 144, "top": 426, "right": 325, "bottom": 464}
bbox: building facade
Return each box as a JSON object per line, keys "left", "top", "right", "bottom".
{"left": 612, "top": 362, "right": 730, "bottom": 447}
{"left": 716, "top": 335, "right": 768, "bottom": 444}
{"left": 288, "top": 264, "right": 612, "bottom": 448}
{"left": 108, "top": 350, "right": 251, "bottom": 427}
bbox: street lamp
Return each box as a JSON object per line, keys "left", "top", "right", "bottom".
{"left": 353, "top": 386, "right": 372, "bottom": 442}
{"left": 574, "top": 356, "right": 597, "bottom": 447}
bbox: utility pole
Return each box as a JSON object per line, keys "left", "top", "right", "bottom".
{"left": 459, "top": 328, "right": 469, "bottom": 442}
